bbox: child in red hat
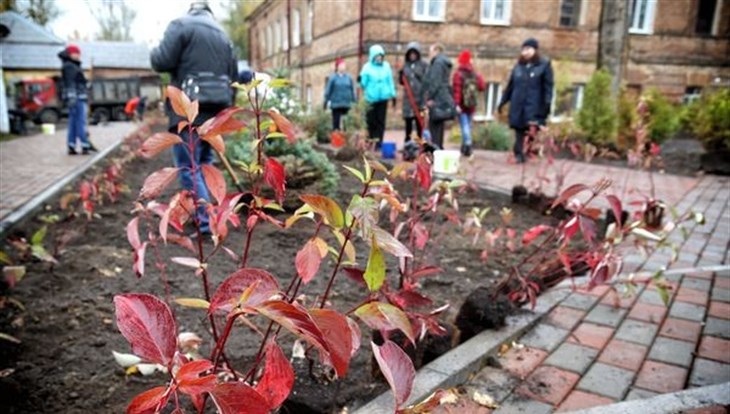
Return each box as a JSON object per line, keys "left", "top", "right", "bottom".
{"left": 453, "top": 49, "right": 485, "bottom": 156}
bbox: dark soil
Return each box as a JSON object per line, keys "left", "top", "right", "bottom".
{"left": 0, "top": 125, "right": 555, "bottom": 414}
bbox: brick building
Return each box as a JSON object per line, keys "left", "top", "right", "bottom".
{"left": 247, "top": 0, "right": 729, "bottom": 121}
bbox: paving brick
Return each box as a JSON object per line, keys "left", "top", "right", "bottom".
{"left": 689, "top": 358, "right": 730, "bottom": 387}
{"left": 469, "top": 367, "right": 520, "bottom": 403}
{"left": 717, "top": 268, "right": 730, "bottom": 278}
{"left": 659, "top": 318, "right": 702, "bottom": 343}
{"left": 614, "top": 319, "right": 658, "bottom": 346}
{"left": 675, "top": 286, "right": 710, "bottom": 306}
{"left": 555, "top": 390, "right": 614, "bottom": 412}
{"left": 647, "top": 337, "right": 695, "bottom": 367}
{"left": 625, "top": 387, "right": 658, "bottom": 400}
{"left": 520, "top": 324, "right": 570, "bottom": 353}
{"left": 708, "top": 301, "right": 730, "bottom": 319}
{"left": 567, "top": 323, "right": 614, "bottom": 350}
{"left": 545, "top": 306, "right": 585, "bottom": 331}
{"left": 669, "top": 301, "right": 707, "bottom": 322}
{"left": 598, "top": 339, "right": 648, "bottom": 371}
{"left": 697, "top": 336, "right": 730, "bottom": 363}
{"left": 578, "top": 284, "right": 611, "bottom": 297}
{"left": 562, "top": 293, "right": 600, "bottom": 311}
{"left": 634, "top": 361, "right": 688, "bottom": 393}
{"left": 715, "top": 277, "right": 730, "bottom": 290}
{"left": 516, "top": 365, "right": 580, "bottom": 405}
{"left": 711, "top": 287, "right": 730, "bottom": 303}
{"left": 544, "top": 343, "right": 598, "bottom": 374}
{"left": 638, "top": 288, "right": 668, "bottom": 306}
{"left": 431, "top": 398, "right": 492, "bottom": 414}
{"left": 584, "top": 304, "right": 628, "bottom": 327}
{"left": 499, "top": 346, "right": 548, "bottom": 380}
{"left": 703, "top": 317, "right": 730, "bottom": 339}
{"left": 493, "top": 394, "right": 553, "bottom": 414}
{"left": 627, "top": 302, "right": 668, "bottom": 324}
{"left": 681, "top": 406, "right": 729, "bottom": 414}
{"left": 577, "top": 362, "right": 634, "bottom": 399}
{"left": 682, "top": 277, "right": 713, "bottom": 292}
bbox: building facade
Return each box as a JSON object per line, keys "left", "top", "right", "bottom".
{"left": 247, "top": 0, "right": 729, "bottom": 121}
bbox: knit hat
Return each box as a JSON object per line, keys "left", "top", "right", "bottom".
{"left": 66, "top": 44, "right": 81, "bottom": 55}
{"left": 335, "top": 57, "right": 345, "bottom": 69}
{"left": 457, "top": 49, "right": 472, "bottom": 65}
{"left": 522, "top": 38, "right": 539, "bottom": 49}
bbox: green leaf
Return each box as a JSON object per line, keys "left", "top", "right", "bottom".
{"left": 31, "top": 226, "right": 47, "bottom": 246}
{"left": 174, "top": 298, "right": 211, "bottom": 309}
{"left": 259, "top": 120, "right": 274, "bottom": 131}
{"left": 0, "top": 333, "right": 21, "bottom": 344}
{"left": 300, "top": 195, "right": 345, "bottom": 228}
{"left": 0, "top": 251, "right": 12, "bottom": 265}
{"left": 30, "top": 245, "right": 57, "bottom": 264}
{"left": 364, "top": 157, "right": 373, "bottom": 182}
{"left": 266, "top": 132, "right": 288, "bottom": 139}
{"left": 364, "top": 239, "right": 386, "bottom": 292}
{"left": 343, "top": 165, "right": 365, "bottom": 183}
{"left": 269, "top": 78, "right": 294, "bottom": 89}
{"left": 656, "top": 285, "right": 670, "bottom": 306}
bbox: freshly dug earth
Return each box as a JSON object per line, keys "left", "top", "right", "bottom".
{"left": 0, "top": 133, "right": 555, "bottom": 414}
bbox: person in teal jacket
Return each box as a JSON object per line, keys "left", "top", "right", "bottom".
{"left": 324, "top": 57, "right": 356, "bottom": 131}
{"left": 359, "top": 44, "right": 396, "bottom": 147}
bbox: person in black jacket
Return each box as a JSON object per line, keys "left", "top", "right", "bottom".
{"left": 59, "top": 45, "right": 95, "bottom": 155}
{"left": 151, "top": 1, "right": 237, "bottom": 234}
{"left": 399, "top": 41, "right": 428, "bottom": 142}
{"left": 498, "top": 38, "right": 554, "bottom": 163}
{"left": 422, "top": 43, "right": 456, "bottom": 149}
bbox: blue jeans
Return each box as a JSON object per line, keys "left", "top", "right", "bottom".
{"left": 67, "top": 100, "right": 90, "bottom": 149}
{"left": 459, "top": 112, "right": 473, "bottom": 146}
{"left": 172, "top": 129, "right": 213, "bottom": 232}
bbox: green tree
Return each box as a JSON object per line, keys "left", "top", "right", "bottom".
{"left": 644, "top": 88, "right": 680, "bottom": 144}
{"left": 223, "top": 0, "right": 262, "bottom": 60}
{"left": 576, "top": 69, "right": 618, "bottom": 146}
{"left": 89, "top": 0, "right": 136, "bottom": 41}
{"left": 19, "top": 0, "right": 60, "bottom": 27}
{"left": 691, "top": 88, "right": 730, "bottom": 151}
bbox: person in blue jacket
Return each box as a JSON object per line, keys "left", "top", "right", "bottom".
{"left": 324, "top": 57, "right": 356, "bottom": 131}
{"left": 498, "top": 38, "right": 554, "bottom": 163}
{"left": 359, "top": 44, "right": 396, "bottom": 148}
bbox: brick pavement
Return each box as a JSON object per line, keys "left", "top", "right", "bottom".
{"left": 0, "top": 122, "right": 136, "bottom": 220}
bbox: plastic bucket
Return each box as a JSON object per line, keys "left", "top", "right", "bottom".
{"left": 331, "top": 131, "right": 346, "bottom": 148}
{"left": 41, "top": 123, "right": 55, "bottom": 135}
{"left": 381, "top": 142, "right": 396, "bottom": 159}
{"left": 433, "top": 150, "right": 460, "bottom": 175}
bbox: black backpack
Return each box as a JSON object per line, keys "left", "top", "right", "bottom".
{"left": 181, "top": 72, "right": 232, "bottom": 106}
{"left": 461, "top": 71, "right": 479, "bottom": 109}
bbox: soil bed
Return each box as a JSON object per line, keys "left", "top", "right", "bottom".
{"left": 0, "top": 130, "right": 555, "bottom": 414}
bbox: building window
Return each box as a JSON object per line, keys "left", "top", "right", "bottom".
{"left": 695, "top": 0, "right": 718, "bottom": 35}
{"left": 683, "top": 86, "right": 702, "bottom": 104}
{"left": 292, "top": 9, "right": 301, "bottom": 47}
{"left": 485, "top": 82, "right": 502, "bottom": 119}
{"left": 306, "top": 84, "right": 313, "bottom": 113}
{"left": 266, "top": 25, "right": 273, "bottom": 56}
{"left": 304, "top": 1, "right": 313, "bottom": 44}
{"left": 553, "top": 83, "right": 585, "bottom": 118}
{"left": 282, "top": 16, "right": 289, "bottom": 51}
{"left": 480, "top": 0, "right": 511, "bottom": 25}
{"left": 559, "top": 0, "right": 581, "bottom": 27}
{"left": 413, "top": 0, "right": 446, "bottom": 22}
{"left": 274, "top": 20, "right": 281, "bottom": 52}
{"left": 629, "top": 0, "right": 656, "bottom": 34}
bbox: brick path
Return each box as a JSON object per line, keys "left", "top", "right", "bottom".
{"left": 0, "top": 122, "right": 136, "bottom": 220}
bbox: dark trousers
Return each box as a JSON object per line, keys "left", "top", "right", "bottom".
{"left": 332, "top": 107, "right": 349, "bottom": 131}
{"left": 404, "top": 116, "right": 423, "bottom": 142}
{"left": 429, "top": 119, "right": 446, "bottom": 149}
{"left": 513, "top": 127, "right": 528, "bottom": 162}
{"left": 366, "top": 100, "right": 388, "bottom": 143}
{"left": 172, "top": 128, "right": 213, "bottom": 232}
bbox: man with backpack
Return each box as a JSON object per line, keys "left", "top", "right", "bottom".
{"left": 151, "top": 1, "right": 237, "bottom": 234}
{"left": 453, "top": 49, "right": 485, "bottom": 157}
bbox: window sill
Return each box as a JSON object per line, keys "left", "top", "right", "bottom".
{"left": 629, "top": 28, "right": 653, "bottom": 35}
{"left": 412, "top": 15, "right": 446, "bottom": 23}
{"left": 480, "top": 19, "right": 510, "bottom": 26}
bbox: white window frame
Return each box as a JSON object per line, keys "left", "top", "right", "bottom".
{"left": 629, "top": 0, "right": 656, "bottom": 35}
{"left": 485, "top": 82, "right": 502, "bottom": 120}
{"left": 304, "top": 1, "right": 313, "bottom": 44}
{"left": 282, "top": 16, "right": 289, "bottom": 51}
{"left": 480, "top": 0, "right": 511, "bottom": 26}
{"left": 558, "top": 0, "right": 581, "bottom": 28}
{"left": 266, "top": 25, "right": 273, "bottom": 56}
{"left": 306, "top": 85, "right": 313, "bottom": 113}
{"left": 292, "top": 9, "right": 301, "bottom": 47}
{"left": 550, "top": 83, "right": 585, "bottom": 122}
{"left": 260, "top": 29, "right": 266, "bottom": 58}
{"left": 274, "top": 20, "right": 281, "bottom": 52}
{"left": 412, "top": 0, "right": 446, "bottom": 22}
{"left": 711, "top": 0, "right": 722, "bottom": 36}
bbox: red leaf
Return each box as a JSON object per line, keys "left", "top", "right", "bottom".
{"left": 413, "top": 222, "right": 429, "bottom": 250}
{"left": 342, "top": 267, "right": 366, "bottom": 286}
{"left": 605, "top": 194, "right": 623, "bottom": 228}
{"left": 256, "top": 300, "right": 330, "bottom": 357}
{"left": 80, "top": 180, "right": 93, "bottom": 200}
{"left": 264, "top": 157, "right": 286, "bottom": 204}
{"left": 521, "top": 224, "right": 553, "bottom": 246}
{"left": 113, "top": 294, "right": 177, "bottom": 366}
{"left": 167, "top": 85, "right": 198, "bottom": 123}
{"left": 201, "top": 164, "right": 227, "bottom": 205}
{"left": 268, "top": 110, "right": 296, "bottom": 143}
{"left": 579, "top": 215, "right": 597, "bottom": 243}
{"left": 296, "top": 239, "right": 322, "bottom": 283}
{"left": 166, "top": 233, "right": 196, "bottom": 253}
{"left": 208, "top": 268, "right": 280, "bottom": 314}
{"left": 415, "top": 153, "right": 432, "bottom": 190}
{"left": 389, "top": 289, "right": 432, "bottom": 309}
{"left": 199, "top": 107, "right": 246, "bottom": 138}
{"left": 310, "top": 309, "right": 353, "bottom": 377}
{"left": 551, "top": 183, "right": 589, "bottom": 208}
{"left": 347, "top": 317, "right": 362, "bottom": 356}
{"left": 141, "top": 132, "right": 184, "bottom": 159}
{"left": 127, "top": 217, "right": 141, "bottom": 249}
{"left": 300, "top": 194, "right": 345, "bottom": 228}
{"left": 210, "top": 383, "right": 269, "bottom": 414}
{"left": 254, "top": 341, "right": 295, "bottom": 409}
{"left": 371, "top": 339, "right": 415, "bottom": 409}
{"left": 409, "top": 266, "right": 442, "bottom": 279}
{"left": 177, "top": 360, "right": 217, "bottom": 400}
{"left": 354, "top": 302, "right": 416, "bottom": 345}
{"left": 127, "top": 386, "right": 169, "bottom": 414}
{"left": 133, "top": 242, "right": 147, "bottom": 278}
{"left": 140, "top": 168, "right": 179, "bottom": 200}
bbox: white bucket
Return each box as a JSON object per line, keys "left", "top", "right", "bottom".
{"left": 433, "top": 150, "right": 460, "bottom": 175}
{"left": 41, "top": 123, "right": 55, "bottom": 135}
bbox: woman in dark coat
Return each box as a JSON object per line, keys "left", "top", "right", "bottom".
{"left": 498, "top": 38, "right": 554, "bottom": 163}
{"left": 399, "top": 41, "right": 428, "bottom": 142}
{"left": 422, "top": 43, "right": 456, "bottom": 149}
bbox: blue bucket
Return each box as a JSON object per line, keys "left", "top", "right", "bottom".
{"left": 381, "top": 142, "right": 396, "bottom": 159}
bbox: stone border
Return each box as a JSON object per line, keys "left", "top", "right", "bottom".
{"left": 353, "top": 288, "right": 570, "bottom": 414}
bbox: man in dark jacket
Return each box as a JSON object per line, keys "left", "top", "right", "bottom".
{"left": 498, "top": 38, "right": 554, "bottom": 163}
{"left": 59, "top": 45, "right": 95, "bottom": 155}
{"left": 151, "top": 1, "right": 237, "bottom": 234}
{"left": 422, "top": 43, "right": 455, "bottom": 149}
{"left": 399, "top": 41, "right": 428, "bottom": 142}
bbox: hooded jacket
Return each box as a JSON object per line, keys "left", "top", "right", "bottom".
{"left": 399, "top": 42, "right": 428, "bottom": 119}
{"left": 359, "top": 45, "right": 396, "bottom": 104}
{"left": 150, "top": 9, "right": 237, "bottom": 127}
{"left": 422, "top": 52, "right": 456, "bottom": 122}
{"left": 498, "top": 55, "right": 554, "bottom": 128}
{"left": 58, "top": 50, "right": 88, "bottom": 103}
{"left": 324, "top": 71, "right": 356, "bottom": 109}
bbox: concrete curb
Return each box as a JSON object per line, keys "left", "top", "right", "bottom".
{"left": 565, "top": 382, "right": 730, "bottom": 414}
{"left": 353, "top": 288, "right": 571, "bottom": 414}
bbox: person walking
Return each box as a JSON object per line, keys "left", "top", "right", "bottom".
{"left": 422, "top": 43, "right": 456, "bottom": 149}
{"left": 497, "top": 38, "right": 554, "bottom": 163}
{"left": 359, "top": 44, "right": 396, "bottom": 148}
{"left": 324, "top": 57, "right": 356, "bottom": 131}
{"left": 59, "top": 45, "right": 95, "bottom": 155}
{"left": 150, "top": 1, "right": 237, "bottom": 234}
{"left": 453, "top": 49, "right": 485, "bottom": 157}
{"left": 399, "top": 42, "right": 428, "bottom": 142}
